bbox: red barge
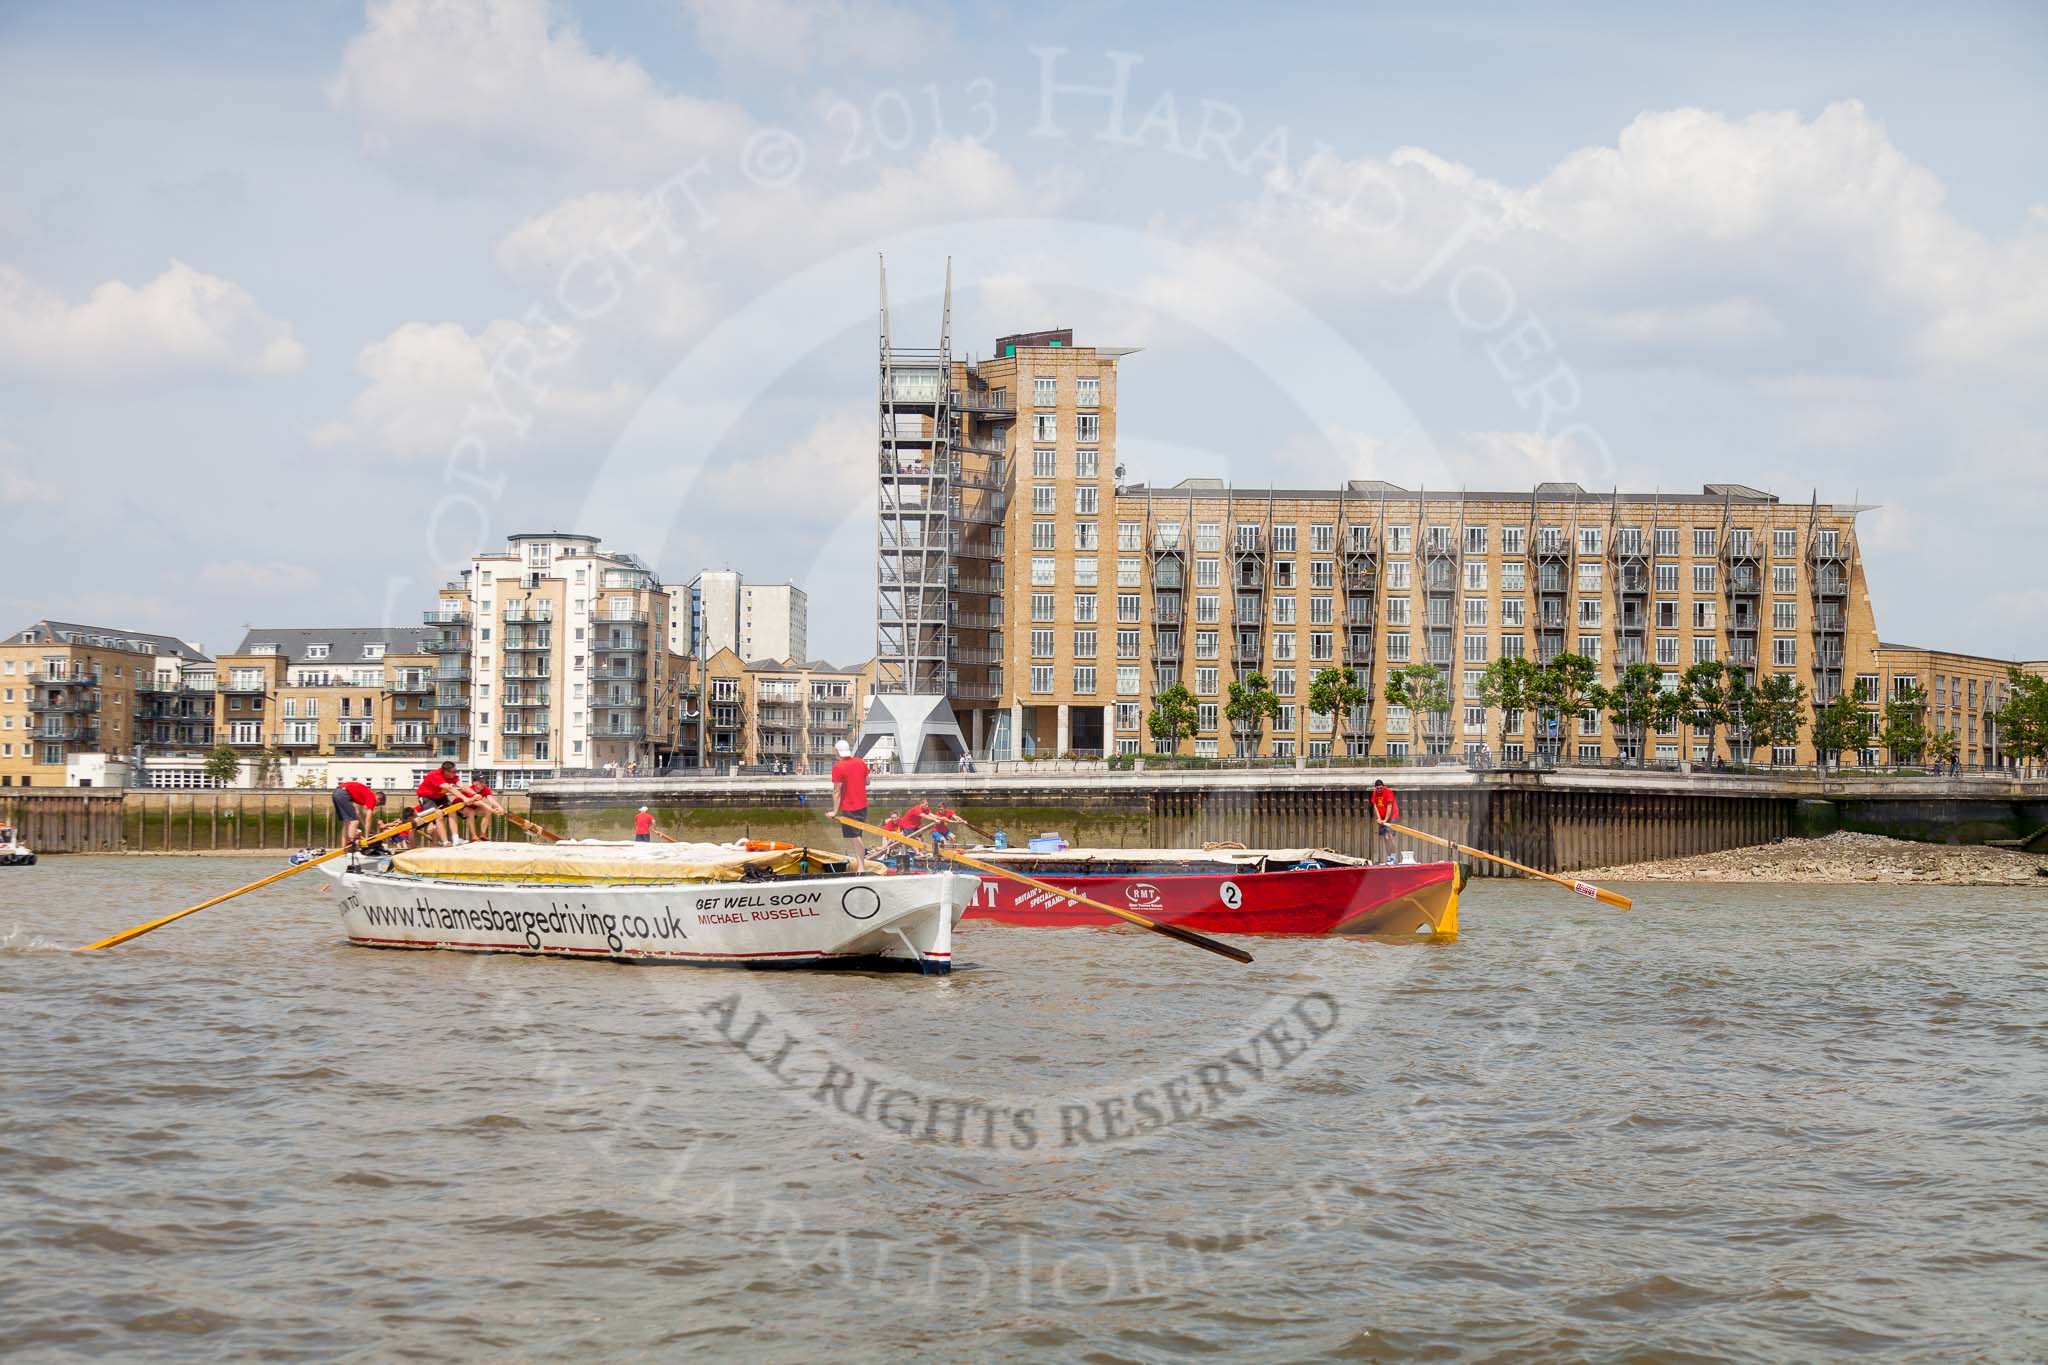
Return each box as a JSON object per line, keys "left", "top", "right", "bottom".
{"left": 960, "top": 847, "right": 1461, "bottom": 938}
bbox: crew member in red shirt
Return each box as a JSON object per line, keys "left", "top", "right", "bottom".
{"left": 333, "top": 776, "right": 379, "bottom": 847}
{"left": 460, "top": 776, "right": 502, "bottom": 843}
{"left": 1371, "top": 779, "right": 1401, "bottom": 863}
{"left": 416, "top": 761, "right": 462, "bottom": 846}
{"left": 633, "top": 806, "right": 656, "bottom": 842}
{"left": 828, "top": 740, "right": 872, "bottom": 869}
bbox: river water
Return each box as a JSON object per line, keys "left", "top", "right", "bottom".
{"left": 2, "top": 856, "right": 2043, "bottom": 1361}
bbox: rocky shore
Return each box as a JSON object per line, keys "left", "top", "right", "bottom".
{"left": 1578, "top": 830, "right": 2048, "bottom": 886}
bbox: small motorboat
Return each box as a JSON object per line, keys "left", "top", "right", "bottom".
{"left": 0, "top": 823, "right": 34, "bottom": 867}
{"left": 335, "top": 839, "right": 975, "bottom": 973}
{"left": 960, "top": 846, "right": 1461, "bottom": 938}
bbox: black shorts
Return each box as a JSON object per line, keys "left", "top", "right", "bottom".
{"left": 332, "top": 789, "right": 357, "bottom": 821}
{"left": 840, "top": 807, "right": 867, "bottom": 835}
{"left": 417, "top": 793, "right": 448, "bottom": 812}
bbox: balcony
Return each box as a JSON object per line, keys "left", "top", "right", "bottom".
{"left": 757, "top": 706, "right": 802, "bottom": 729}
{"left": 498, "top": 607, "right": 554, "bottom": 624}
{"left": 593, "top": 663, "right": 647, "bottom": 682}
{"left": 501, "top": 694, "right": 550, "bottom": 710}
{"left": 435, "top": 663, "right": 473, "bottom": 682}
{"left": 222, "top": 732, "right": 266, "bottom": 747}
{"left": 27, "top": 695, "right": 96, "bottom": 714}
{"left": 434, "top": 689, "right": 469, "bottom": 710}
{"left": 433, "top": 722, "right": 470, "bottom": 738}
{"left": 956, "top": 392, "right": 1015, "bottom": 416}
{"left": 592, "top": 694, "right": 647, "bottom": 710}
{"left": 389, "top": 677, "right": 433, "bottom": 695}
{"left": 423, "top": 636, "right": 469, "bottom": 655}
{"left": 25, "top": 671, "right": 93, "bottom": 687}
{"left": 219, "top": 679, "right": 269, "bottom": 695}
{"left": 423, "top": 609, "right": 472, "bottom": 627}
{"left": 502, "top": 634, "right": 554, "bottom": 653}
{"left": 389, "top": 731, "right": 432, "bottom": 747}
{"left": 501, "top": 719, "right": 552, "bottom": 736}
{"left": 951, "top": 683, "right": 1001, "bottom": 701}
{"left": 333, "top": 732, "right": 379, "bottom": 749}
{"left": 592, "top": 724, "right": 647, "bottom": 740}
{"left": 501, "top": 663, "right": 552, "bottom": 681}
{"left": 277, "top": 732, "right": 323, "bottom": 749}
{"left": 594, "top": 609, "right": 650, "bottom": 625}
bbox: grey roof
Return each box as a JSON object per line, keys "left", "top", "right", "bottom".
{"left": 743, "top": 657, "right": 862, "bottom": 675}
{"left": 1876, "top": 642, "right": 2021, "bottom": 663}
{"left": 230, "top": 626, "right": 436, "bottom": 663}
{"left": 5, "top": 619, "right": 209, "bottom": 661}
{"left": 1125, "top": 481, "right": 1789, "bottom": 506}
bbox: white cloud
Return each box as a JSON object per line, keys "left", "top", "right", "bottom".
{"left": 682, "top": 0, "right": 927, "bottom": 71}
{"left": 0, "top": 260, "right": 305, "bottom": 378}
{"left": 328, "top": 0, "right": 754, "bottom": 183}
{"left": 315, "top": 318, "right": 639, "bottom": 459}
{"left": 196, "top": 561, "right": 321, "bottom": 595}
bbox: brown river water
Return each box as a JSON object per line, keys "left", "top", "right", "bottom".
{"left": 2, "top": 855, "right": 2044, "bottom": 1361}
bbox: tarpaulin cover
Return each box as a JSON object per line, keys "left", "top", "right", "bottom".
{"left": 391, "top": 839, "right": 847, "bottom": 882}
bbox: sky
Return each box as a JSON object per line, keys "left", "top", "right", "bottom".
{"left": 0, "top": 0, "right": 2043, "bottom": 666}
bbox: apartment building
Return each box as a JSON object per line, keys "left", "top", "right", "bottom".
{"left": 671, "top": 572, "right": 809, "bottom": 664}
{"left": 213, "top": 628, "right": 438, "bottom": 760}
{"left": 880, "top": 314, "right": 1892, "bottom": 765}
{"left": 684, "top": 648, "right": 870, "bottom": 770}
{"left": 0, "top": 620, "right": 212, "bottom": 786}
{"left": 1867, "top": 643, "right": 2024, "bottom": 768}
{"left": 430, "top": 532, "right": 684, "bottom": 784}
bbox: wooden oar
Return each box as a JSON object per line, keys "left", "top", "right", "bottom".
{"left": 501, "top": 810, "right": 561, "bottom": 843}
{"left": 78, "top": 797, "right": 475, "bottom": 951}
{"left": 1384, "top": 820, "right": 1632, "bottom": 910}
{"left": 838, "top": 816, "right": 1253, "bottom": 964}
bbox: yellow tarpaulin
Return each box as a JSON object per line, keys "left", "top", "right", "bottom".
{"left": 391, "top": 840, "right": 846, "bottom": 883}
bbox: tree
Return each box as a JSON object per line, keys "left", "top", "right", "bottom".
{"left": 1307, "top": 666, "right": 1370, "bottom": 758}
{"left": 1811, "top": 690, "right": 1862, "bottom": 768}
{"left": 1992, "top": 667, "right": 2048, "bottom": 774}
{"left": 1928, "top": 729, "right": 1960, "bottom": 767}
{"left": 1680, "top": 660, "right": 1728, "bottom": 761}
{"left": 1724, "top": 669, "right": 1756, "bottom": 763}
{"left": 1385, "top": 663, "right": 1451, "bottom": 759}
{"left": 1881, "top": 684, "right": 1928, "bottom": 766}
{"left": 1532, "top": 653, "right": 1598, "bottom": 764}
{"left": 1593, "top": 662, "right": 1664, "bottom": 767}
{"left": 1224, "top": 671, "right": 1282, "bottom": 758}
{"left": 203, "top": 744, "right": 242, "bottom": 787}
{"left": 1146, "top": 684, "right": 1199, "bottom": 756}
{"left": 1750, "top": 673, "right": 1809, "bottom": 761}
{"left": 253, "top": 748, "right": 285, "bottom": 788}
{"left": 1476, "top": 656, "right": 1540, "bottom": 756}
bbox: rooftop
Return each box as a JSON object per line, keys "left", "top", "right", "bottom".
{"left": 227, "top": 626, "right": 437, "bottom": 664}
{"left": 1124, "top": 481, "right": 1807, "bottom": 506}
{"left": 4, "top": 619, "right": 208, "bottom": 661}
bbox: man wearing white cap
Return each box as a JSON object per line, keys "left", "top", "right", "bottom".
{"left": 633, "top": 805, "right": 655, "bottom": 842}
{"left": 828, "top": 739, "right": 872, "bottom": 869}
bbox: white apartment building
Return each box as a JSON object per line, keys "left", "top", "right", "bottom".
{"left": 679, "top": 570, "right": 809, "bottom": 664}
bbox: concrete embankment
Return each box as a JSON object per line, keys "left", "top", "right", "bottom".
{"left": 1579, "top": 830, "right": 2048, "bottom": 886}
{"left": 528, "top": 769, "right": 2048, "bottom": 877}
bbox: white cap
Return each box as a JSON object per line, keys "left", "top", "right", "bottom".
{"left": 639, "top": 805, "right": 649, "bottom": 813}
{"left": 835, "top": 740, "right": 852, "bottom": 757}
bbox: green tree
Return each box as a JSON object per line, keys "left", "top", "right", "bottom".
{"left": 1881, "top": 684, "right": 1928, "bottom": 766}
{"left": 1750, "top": 673, "right": 1809, "bottom": 761}
{"left": 1307, "top": 666, "right": 1370, "bottom": 758}
{"left": 1224, "top": 671, "right": 1282, "bottom": 758}
{"left": 1724, "top": 669, "right": 1757, "bottom": 762}
{"left": 253, "top": 748, "right": 285, "bottom": 788}
{"left": 1928, "top": 729, "right": 1960, "bottom": 767}
{"left": 1811, "top": 689, "right": 1862, "bottom": 767}
{"left": 1992, "top": 667, "right": 2048, "bottom": 773}
{"left": 203, "top": 744, "right": 241, "bottom": 786}
{"left": 1593, "top": 662, "right": 1665, "bottom": 767}
{"left": 1532, "top": 652, "right": 1599, "bottom": 763}
{"left": 1146, "top": 684, "right": 1199, "bottom": 756}
{"left": 1385, "top": 663, "right": 1451, "bottom": 759}
{"left": 1476, "top": 656, "right": 1540, "bottom": 756}
{"left": 1680, "top": 660, "right": 1728, "bottom": 761}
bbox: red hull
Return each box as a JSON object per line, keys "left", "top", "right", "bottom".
{"left": 963, "top": 861, "right": 1460, "bottom": 937}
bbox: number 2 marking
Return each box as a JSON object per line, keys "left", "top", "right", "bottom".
{"left": 1219, "top": 881, "right": 1243, "bottom": 909}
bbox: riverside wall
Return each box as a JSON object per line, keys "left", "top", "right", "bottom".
{"left": 526, "top": 769, "right": 2048, "bottom": 877}
{"left": 0, "top": 789, "right": 535, "bottom": 855}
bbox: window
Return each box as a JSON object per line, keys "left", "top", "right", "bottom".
{"left": 1773, "top": 565, "right": 1797, "bottom": 594}
{"left": 1076, "top": 413, "right": 1099, "bottom": 442}
{"left": 1501, "top": 526, "right": 1525, "bottom": 556}
{"left": 1692, "top": 527, "right": 1717, "bottom": 558}
{"left": 1464, "top": 634, "right": 1488, "bottom": 662}
{"left": 1116, "top": 629, "right": 1141, "bottom": 658}
{"left": 1656, "top": 636, "right": 1679, "bottom": 665}
{"left": 1501, "top": 634, "right": 1525, "bottom": 659}
{"left": 1501, "top": 561, "right": 1526, "bottom": 592}
{"left": 1117, "top": 557, "right": 1141, "bottom": 587}
{"left": 1693, "top": 600, "right": 1716, "bottom": 629}
{"left": 1031, "top": 593, "right": 1056, "bottom": 621}
{"left": 1773, "top": 637, "right": 1797, "bottom": 667}
{"left": 1577, "top": 635, "right": 1603, "bottom": 662}
{"left": 1272, "top": 668, "right": 1295, "bottom": 696}
{"left": 1694, "top": 637, "right": 1718, "bottom": 664}
{"left": 1385, "top": 560, "right": 1411, "bottom": 590}
{"left": 1074, "top": 666, "right": 1097, "bottom": 694}
{"left": 1030, "top": 629, "right": 1055, "bottom": 657}
{"left": 1073, "top": 594, "right": 1097, "bottom": 622}
{"left": 1195, "top": 558, "right": 1221, "bottom": 588}
{"left": 1270, "top": 631, "right": 1295, "bottom": 660}
{"left": 1694, "top": 564, "right": 1717, "bottom": 594}
{"left": 1309, "top": 632, "right": 1334, "bottom": 661}
{"left": 1386, "top": 525, "right": 1411, "bottom": 553}
{"left": 1272, "top": 596, "right": 1296, "bottom": 624}
{"left": 306, "top": 644, "right": 329, "bottom": 660}
{"left": 1074, "top": 521, "right": 1099, "bottom": 550}
{"left": 1578, "top": 528, "right": 1602, "bottom": 557}
{"left": 1075, "top": 449, "right": 1098, "bottom": 479}
{"left": 1578, "top": 598, "right": 1602, "bottom": 626}
{"left": 1772, "top": 601, "right": 1797, "bottom": 630}
{"left": 1078, "top": 376, "right": 1100, "bottom": 407}
{"left": 1032, "top": 413, "right": 1056, "bottom": 441}
{"left": 1075, "top": 486, "right": 1099, "bottom": 515}
{"left": 1029, "top": 521, "right": 1056, "bottom": 551}
{"left": 1464, "top": 561, "right": 1488, "bottom": 590}
{"left": 1385, "top": 633, "right": 1410, "bottom": 662}
{"left": 1651, "top": 527, "right": 1677, "bottom": 557}
{"left": 1577, "top": 561, "right": 1603, "bottom": 591}
{"left": 1030, "top": 556, "right": 1056, "bottom": 587}
{"left": 1194, "top": 703, "right": 1220, "bottom": 733}
{"left": 1033, "top": 376, "right": 1056, "bottom": 406}
{"left": 1854, "top": 673, "right": 1880, "bottom": 702}
{"left": 1655, "top": 564, "right": 1680, "bottom": 593}
{"left": 1033, "top": 448, "right": 1057, "bottom": 478}
{"left": 1074, "top": 629, "right": 1097, "bottom": 658}
{"left": 1195, "top": 631, "right": 1219, "bottom": 660}
{"left": 1464, "top": 597, "right": 1489, "bottom": 626}
{"left": 1195, "top": 522, "right": 1221, "bottom": 551}
{"left": 1195, "top": 595, "right": 1220, "bottom": 623}
{"left": 1272, "top": 525, "right": 1297, "bottom": 553}
{"left": 1501, "top": 599, "right": 1525, "bottom": 627}
{"left": 1196, "top": 670, "right": 1219, "bottom": 698}
{"left": 1309, "top": 596, "right": 1333, "bottom": 625}
{"left": 1310, "top": 524, "right": 1334, "bottom": 553}
{"left": 1117, "top": 667, "right": 1139, "bottom": 696}
{"left": 1116, "top": 594, "right": 1141, "bottom": 622}
{"left": 1030, "top": 666, "right": 1053, "bottom": 694}
{"left": 1385, "top": 597, "right": 1411, "bottom": 626}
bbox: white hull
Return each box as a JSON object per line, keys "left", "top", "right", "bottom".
{"left": 335, "top": 868, "right": 976, "bottom": 973}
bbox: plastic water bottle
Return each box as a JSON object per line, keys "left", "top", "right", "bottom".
{"left": 993, "top": 829, "right": 1008, "bottom": 850}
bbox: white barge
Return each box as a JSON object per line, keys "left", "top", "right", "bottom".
{"left": 336, "top": 841, "right": 974, "bottom": 973}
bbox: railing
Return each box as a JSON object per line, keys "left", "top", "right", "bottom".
{"left": 333, "top": 732, "right": 380, "bottom": 748}
{"left": 219, "top": 680, "right": 268, "bottom": 694}
{"left": 423, "top": 637, "right": 468, "bottom": 654}
{"left": 389, "top": 732, "right": 432, "bottom": 747}
{"left": 594, "top": 610, "right": 650, "bottom": 625}
{"left": 592, "top": 725, "right": 647, "bottom": 740}
{"left": 501, "top": 694, "right": 549, "bottom": 708}
{"left": 222, "top": 733, "right": 265, "bottom": 747}
{"left": 591, "top": 635, "right": 646, "bottom": 653}
{"left": 434, "top": 723, "right": 471, "bottom": 737}
{"left": 592, "top": 694, "right": 646, "bottom": 709}
{"left": 955, "top": 392, "right": 1015, "bottom": 415}
{"left": 501, "top": 720, "right": 552, "bottom": 736}
{"left": 502, "top": 635, "right": 553, "bottom": 652}
{"left": 501, "top": 664, "right": 552, "bottom": 680}
{"left": 25, "top": 671, "right": 94, "bottom": 686}
{"left": 422, "top": 610, "right": 472, "bottom": 627}
{"left": 389, "top": 678, "right": 433, "bottom": 694}
{"left": 593, "top": 663, "right": 647, "bottom": 682}
{"left": 26, "top": 696, "right": 96, "bottom": 714}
